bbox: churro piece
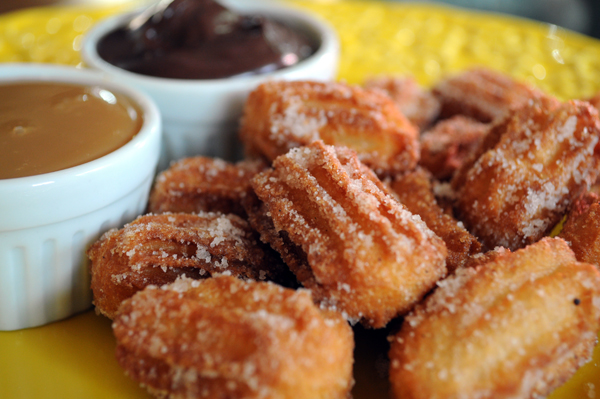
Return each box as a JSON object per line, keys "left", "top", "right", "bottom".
{"left": 239, "top": 80, "right": 419, "bottom": 176}
{"left": 389, "top": 237, "right": 600, "bottom": 399}
{"left": 245, "top": 141, "right": 447, "bottom": 328}
{"left": 433, "top": 68, "right": 545, "bottom": 123}
{"left": 387, "top": 168, "right": 481, "bottom": 273}
{"left": 462, "top": 245, "right": 512, "bottom": 269}
{"left": 363, "top": 75, "right": 440, "bottom": 131}
{"left": 113, "top": 275, "right": 354, "bottom": 399}
{"left": 148, "top": 157, "right": 266, "bottom": 217}
{"left": 430, "top": 180, "right": 458, "bottom": 216}
{"left": 88, "top": 212, "right": 288, "bottom": 319}
{"left": 559, "top": 191, "right": 600, "bottom": 267}
{"left": 452, "top": 97, "right": 600, "bottom": 250}
{"left": 587, "top": 92, "right": 600, "bottom": 111}
{"left": 419, "top": 115, "right": 489, "bottom": 180}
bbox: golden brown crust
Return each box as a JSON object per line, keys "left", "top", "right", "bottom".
{"left": 113, "top": 276, "right": 355, "bottom": 399}
{"left": 245, "top": 141, "right": 447, "bottom": 328}
{"left": 559, "top": 191, "right": 600, "bottom": 267}
{"left": 432, "top": 68, "right": 546, "bottom": 123}
{"left": 389, "top": 237, "right": 600, "bottom": 399}
{"left": 363, "top": 75, "right": 440, "bottom": 131}
{"left": 387, "top": 168, "right": 481, "bottom": 273}
{"left": 87, "top": 212, "right": 288, "bottom": 319}
{"left": 242, "top": 189, "right": 312, "bottom": 287}
{"left": 587, "top": 93, "right": 600, "bottom": 111}
{"left": 148, "top": 157, "right": 266, "bottom": 217}
{"left": 239, "top": 80, "right": 420, "bottom": 176}
{"left": 462, "top": 245, "right": 512, "bottom": 269}
{"left": 419, "top": 115, "right": 489, "bottom": 180}
{"left": 451, "top": 98, "right": 600, "bottom": 250}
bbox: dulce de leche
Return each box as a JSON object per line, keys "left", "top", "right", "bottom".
{"left": 0, "top": 82, "right": 143, "bottom": 179}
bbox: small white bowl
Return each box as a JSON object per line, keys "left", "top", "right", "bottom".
{"left": 81, "top": 0, "right": 339, "bottom": 169}
{"left": 0, "top": 63, "right": 161, "bottom": 330}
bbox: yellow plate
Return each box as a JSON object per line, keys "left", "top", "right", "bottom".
{"left": 1, "top": 1, "right": 600, "bottom": 398}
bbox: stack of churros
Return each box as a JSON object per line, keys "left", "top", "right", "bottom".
{"left": 87, "top": 68, "right": 600, "bottom": 399}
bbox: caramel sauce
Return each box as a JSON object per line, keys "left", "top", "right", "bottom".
{"left": 0, "top": 82, "right": 143, "bottom": 179}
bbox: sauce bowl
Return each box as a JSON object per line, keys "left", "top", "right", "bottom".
{"left": 0, "top": 63, "right": 161, "bottom": 330}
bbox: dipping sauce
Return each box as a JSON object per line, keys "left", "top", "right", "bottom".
{"left": 96, "top": 0, "right": 316, "bottom": 79}
{"left": 0, "top": 82, "right": 143, "bottom": 179}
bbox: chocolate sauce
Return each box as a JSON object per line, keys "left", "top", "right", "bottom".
{"left": 96, "top": 0, "right": 316, "bottom": 79}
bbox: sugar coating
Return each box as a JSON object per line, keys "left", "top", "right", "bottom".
{"left": 249, "top": 140, "right": 447, "bottom": 328}
{"left": 120, "top": 212, "right": 251, "bottom": 265}
{"left": 87, "top": 212, "right": 285, "bottom": 319}
{"left": 419, "top": 115, "right": 489, "bottom": 180}
{"left": 387, "top": 168, "right": 481, "bottom": 273}
{"left": 433, "top": 68, "right": 546, "bottom": 123}
{"left": 148, "top": 157, "right": 265, "bottom": 217}
{"left": 113, "top": 276, "right": 354, "bottom": 399}
{"left": 559, "top": 192, "right": 600, "bottom": 267}
{"left": 363, "top": 75, "right": 441, "bottom": 131}
{"left": 240, "top": 80, "right": 420, "bottom": 177}
{"left": 389, "top": 237, "right": 600, "bottom": 399}
{"left": 453, "top": 98, "right": 600, "bottom": 250}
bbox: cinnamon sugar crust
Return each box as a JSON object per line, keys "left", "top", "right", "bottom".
{"left": 419, "top": 115, "right": 489, "bottom": 180}
{"left": 559, "top": 191, "right": 600, "bottom": 267}
{"left": 363, "top": 75, "right": 441, "bottom": 131}
{"left": 87, "top": 212, "right": 288, "bottom": 319}
{"left": 245, "top": 141, "right": 447, "bottom": 328}
{"left": 452, "top": 98, "right": 600, "bottom": 250}
{"left": 389, "top": 237, "right": 600, "bottom": 399}
{"left": 148, "top": 157, "right": 266, "bottom": 217}
{"left": 113, "top": 276, "right": 355, "bottom": 399}
{"left": 239, "top": 80, "right": 419, "bottom": 176}
{"left": 387, "top": 168, "right": 481, "bottom": 273}
{"left": 433, "top": 67, "right": 546, "bottom": 123}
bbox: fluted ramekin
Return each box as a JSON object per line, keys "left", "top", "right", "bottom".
{"left": 0, "top": 63, "right": 161, "bottom": 330}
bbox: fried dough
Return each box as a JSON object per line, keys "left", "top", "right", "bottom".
{"left": 148, "top": 157, "right": 266, "bottom": 217}
{"left": 88, "top": 212, "right": 287, "bottom": 319}
{"left": 433, "top": 68, "right": 546, "bottom": 123}
{"left": 452, "top": 97, "right": 600, "bottom": 250}
{"left": 363, "top": 75, "right": 440, "bottom": 131}
{"left": 587, "top": 92, "right": 600, "bottom": 111}
{"left": 559, "top": 191, "right": 600, "bottom": 267}
{"left": 239, "top": 80, "right": 419, "bottom": 176}
{"left": 419, "top": 115, "right": 489, "bottom": 180}
{"left": 113, "top": 276, "right": 354, "bottom": 399}
{"left": 389, "top": 237, "right": 600, "bottom": 399}
{"left": 244, "top": 140, "right": 447, "bottom": 328}
{"left": 387, "top": 167, "right": 481, "bottom": 273}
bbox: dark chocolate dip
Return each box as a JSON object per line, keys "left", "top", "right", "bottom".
{"left": 96, "top": 0, "right": 316, "bottom": 79}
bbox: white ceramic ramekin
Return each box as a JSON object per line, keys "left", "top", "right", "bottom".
{"left": 0, "top": 63, "right": 161, "bottom": 330}
{"left": 81, "top": 0, "right": 339, "bottom": 169}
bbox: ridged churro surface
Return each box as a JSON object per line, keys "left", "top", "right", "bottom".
{"left": 419, "top": 115, "right": 489, "bottom": 180}
{"left": 88, "top": 212, "right": 286, "bottom": 319}
{"left": 389, "top": 237, "right": 600, "bottom": 399}
{"left": 148, "top": 157, "right": 266, "bottom": 217}
{"left": 363, "top": 76, "right": 440, "bottom": 131}
{"left": 246, "top": 141, "right": 447, "bottom": 328}
{"left": 559, "top": 192, "right": 600, "bottom": 267}
{"left": 452, "top": 98, "right": 600, "bottom": 250}
{"left": 388, "top": 168, "right": 481, "bottom": 273}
